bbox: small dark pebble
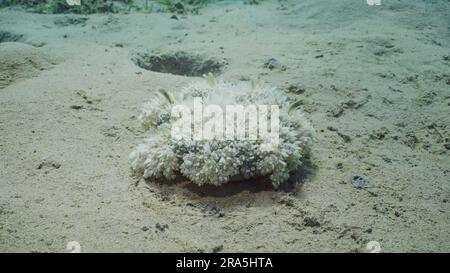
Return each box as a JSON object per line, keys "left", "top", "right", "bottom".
{"left": 37, "top": 160, "right": 61, "bottom": 170}
{"left": 327, "top": 126, "right": 338, "bottom": 131}
{"left": 370, "top": 127, "right": 389, "bottom": 140}
{"left": 366, "top": 190, "right": 378, "bottom": 197}
{"left": 329, "top": 105, "right": 344, "bottom": 117}
{"left": 374, "top": 47, "right": 385, "bottom": 56}
{"left": 338, "top": 132, "right": 351, "bottom": 143}
{"left": 264, "top": 58, "right": 278, "bottom": 69}
{"left": 303, "top": 216, "right": 320, "bottom": 227}
{"left": 279, "top": 196, "right": 295, "bottom": 207}
{"left": 155, "top": 223, "right": 168, "bottom": 232}
{"left": 212, "top": 245, "right": 223, "bottom": 253}
{"left": 382, "top": 157, "right": 392, "bottom": 163}
{"left": 286, "top": 84, "right": 305, "bottom": 94}
{"left": 326, "top": 126, "right": 350, "bottom": 142}
{"left": 350, "top": 233, "right": 359, "bottom": 241}
{"left": 210, "top": 206, "right": 225, "bottom": 217}
{"left": 141, "top": 226, "right": 149, "bottom": 232}
{"left": 70, "top": 105, "right": 83, "bottom": 110}
{"left": 7, "top": 228, "right": 17, "bottom": 233}
{"left": 351, "top": 175, "right": 374, "bottom": 189}
{"left": 263, "top": 58, "right": 286, "bottom": 70}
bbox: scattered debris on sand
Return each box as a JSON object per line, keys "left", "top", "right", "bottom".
{"left": 351, "top": 175, "right": 374, "bottom": 189}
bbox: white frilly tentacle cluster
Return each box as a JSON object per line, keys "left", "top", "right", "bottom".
{"left": 130, "top": 79, "right": 314, "bottom": 188}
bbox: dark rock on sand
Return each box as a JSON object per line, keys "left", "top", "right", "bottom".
{"left": 351, "top": 175, "right": 374, "bottom": 189}
{"left": 263, "top": 58, "right": 286, "bottom": 71}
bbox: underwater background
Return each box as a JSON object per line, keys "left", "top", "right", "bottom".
{"left": 0, "top": 0, "right": 449, "bottom": 252}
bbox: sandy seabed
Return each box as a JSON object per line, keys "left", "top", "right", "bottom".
{"left": 0, "top": 0, "right": 449, "bottom": 252}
